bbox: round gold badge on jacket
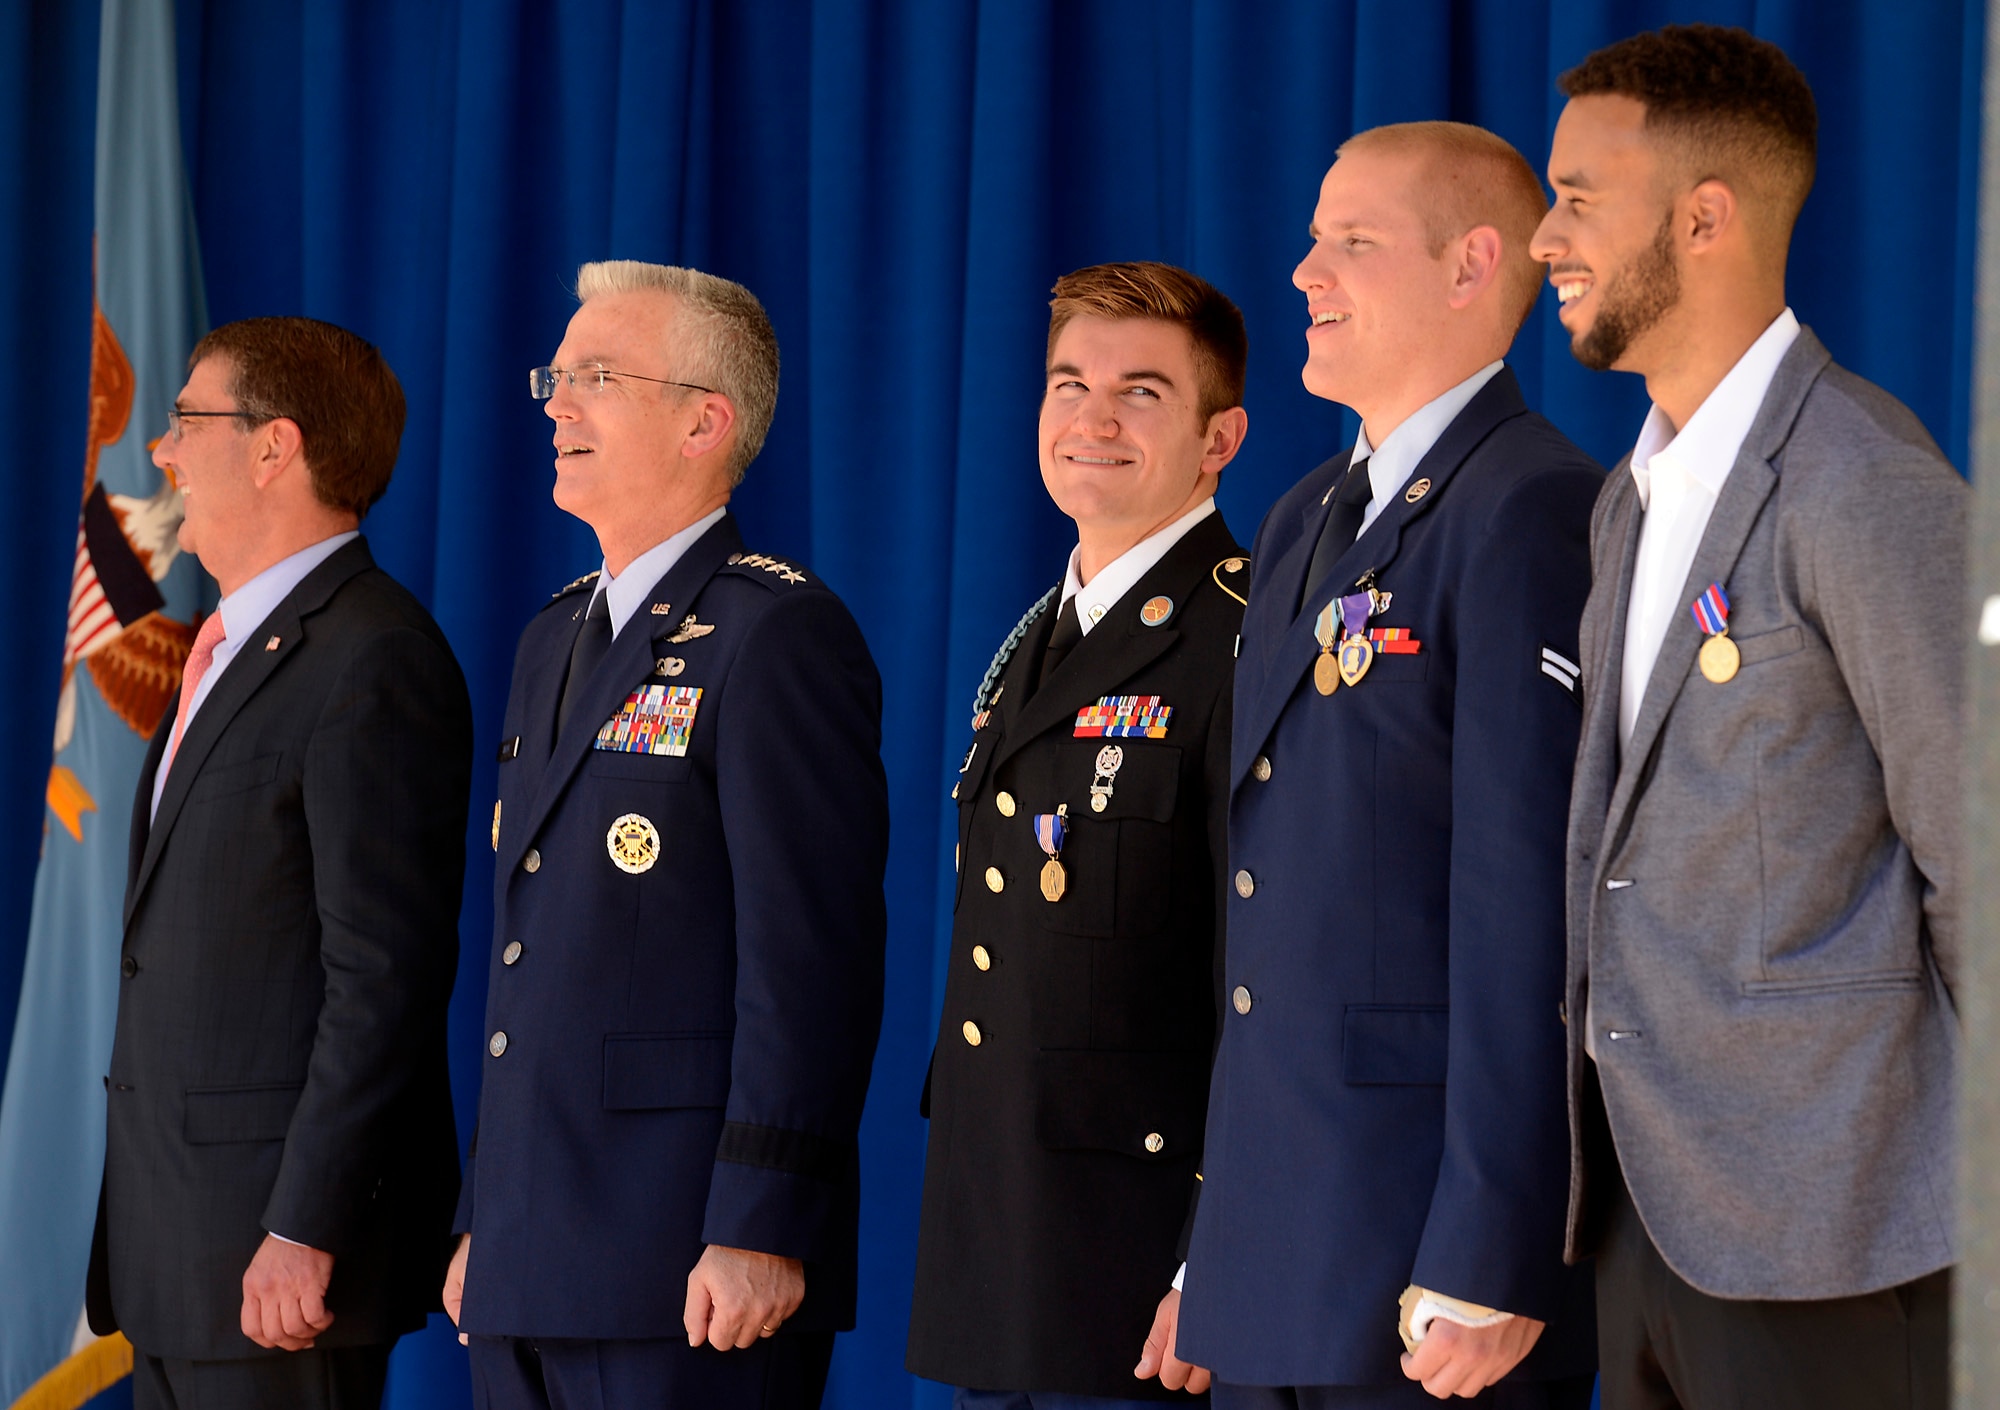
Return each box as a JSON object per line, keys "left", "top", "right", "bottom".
{"left": 606, "top": 813, "right": 661, "bottom": 874}
{"left": 1405, "top": 477, "right": 1432, "bottom": 503}
{"left": 1139, "top": 595, "right": 1174, "bottom": 627}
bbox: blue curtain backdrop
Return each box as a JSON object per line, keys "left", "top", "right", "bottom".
{"left": 0, "top": 2, "right": 1981, "bottom": 1407}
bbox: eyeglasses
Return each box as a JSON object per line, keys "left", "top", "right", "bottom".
{"left": 529, "top": 364, "right": 715, "bottom": 400}
{"left": 165, "top": 407, "right": 252, "bottom": 442}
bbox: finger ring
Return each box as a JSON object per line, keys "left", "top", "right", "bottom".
{"left": 760, "top": 1323, "right": 778, "bottom": 1336}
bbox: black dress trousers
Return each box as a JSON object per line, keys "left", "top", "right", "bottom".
{"left": 1595, "top": 1155, "right": 1947, "bottom": 1410}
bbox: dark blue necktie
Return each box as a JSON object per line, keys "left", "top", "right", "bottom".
{"left": 1302, "top": 457, "right": 1372, "bottom": 612}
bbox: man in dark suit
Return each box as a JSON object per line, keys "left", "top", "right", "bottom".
{"left": 1146, "top": 124, "right": 1601, "bottom": 1407}
{"left": 442, "top": 261, "right": 887, "bottom": 1410}
{"left": 89, "top": 317, "right": 471, "bottom": 1410}
{"left": 907, "top": 261, "right": 1250, "bottom": 1408}
{"left": 1535, "top": 29, "right": 1961, "bottom": 1409}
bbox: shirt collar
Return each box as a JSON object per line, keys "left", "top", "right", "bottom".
{"left": 1629, "top": 308, "right": 1801, "bottom": 506}
{"left": 1060, "top": 497, "right": 1215, "bottom": 635}
{"left": 1352, "top": 361, "right": 1505, "bottom": 513}
{"left": 595, "top": 506, "right": 729, "bottom": 638}
{"left": 217, "top": 531, "right": 359, "bottom": 645}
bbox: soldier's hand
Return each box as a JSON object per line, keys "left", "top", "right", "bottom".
{"left": 1400, "top": 1315, "right": 1544, "bottom": 1399}
{"left": 683, "top": 1244, "right": 805, "bottom": 1351}
{"left": 1134, "top": 1286, "right": 1210, "bottom": 1392}
{"left": 442, "top": 1233, "right": 471, "bottom": 1345}
{"left": 240, "top": 1234, "right": 335, "bottom": 1351}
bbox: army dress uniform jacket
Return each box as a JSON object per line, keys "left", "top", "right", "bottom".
{"left": 455, "top": 513, "right": 888, "bottom": 1338}
{"left": 907, "top": 510, "right": 1246, "bottom": 1398}
{"left": 1177, "top": 370, "right": 1602, "bottom": 1389}
{"left": 88, "top": 538, "right": 471, "bottom": 1359}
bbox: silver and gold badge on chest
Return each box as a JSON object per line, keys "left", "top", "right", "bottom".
{"left": 606, "top": 813, "right": 661, "bottom": 874}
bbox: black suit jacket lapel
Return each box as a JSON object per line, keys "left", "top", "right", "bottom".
{"left": 126, "top": 537, "right": 376, "bottom": 929}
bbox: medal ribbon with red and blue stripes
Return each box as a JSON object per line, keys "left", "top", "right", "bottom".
{"left": 1690, "top": 582, "right": 1730, "bottom": 636}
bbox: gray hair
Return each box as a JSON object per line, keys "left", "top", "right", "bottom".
{"left": 574, "top": 260, "right": 780, "bottom": 484}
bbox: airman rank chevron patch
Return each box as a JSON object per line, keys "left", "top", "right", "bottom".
{"left": 1074, "top": 695, "right": 1172, "bottom": 739}
{"left": 596, "top": 684, "right": 703, "bottom": 757}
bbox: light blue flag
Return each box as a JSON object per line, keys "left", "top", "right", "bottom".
{"left": 0, "top": 0, "right": 209, "bottom": 1401}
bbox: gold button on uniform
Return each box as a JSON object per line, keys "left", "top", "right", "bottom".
{"left": 502, "top": 941, "right": 523, "bottom": 966}
{"left": 985, "top": 867, "right": 1005, "bottom": 893}
{"left": 523, "top": 848, "right": 541, "bottom": 874}
{"left": 1252, "top": 755, "right": 1272, "bottom": 782}
{"left": 962, "top": 1020, "right": 983, "bottom": 1047}
{"left": 996, "top": 791, "right": 1016, "bottom": 817}
{"left": 972, "top": 945, "right": 991, "bottom": 971}
{"left": 951, "top": 782, "right": 960, "bottom": 800}
{"left": 1144, "top": 1132, "right": 1165, "bottom": 1154}
{"left": 1234, "top": 869, "right": 1254, "bottom": 898}
{"left": 1232, "top": 985, "right": 1253, "bottom": 1015}
{"left": 489, "top": 1031, "right": 509, "bottom": 1057}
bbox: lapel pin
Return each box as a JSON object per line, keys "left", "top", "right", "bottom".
{"left": 1404, "top": 478, "right": 1432, "bottom": 503}
{"left": 264, "top": 635, "right": 281, "bottom": 651}
{"left": 650, "top": 602, "right": 673, "bottom": 616}
{"left": 1139, "top": 595, "right": 1174, "bottom": 627}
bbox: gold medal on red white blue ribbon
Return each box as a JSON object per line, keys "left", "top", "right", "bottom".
{"left": 1034, "top": 804, "right": 1069, "bottom": 901}
{"left": 1691, "top": 582, "right": 1739, "bottom": 684}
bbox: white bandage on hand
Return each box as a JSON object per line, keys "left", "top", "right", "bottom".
{"left": 1396, "top": 1284, "right": 1514, "bottom": 1353}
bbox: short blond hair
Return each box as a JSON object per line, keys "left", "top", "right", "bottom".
{"left": 1338, "top": 121, "right": 1550, "bottom": 335}
{"left": 574, "top": 260, "right": 779, "bottom": 484}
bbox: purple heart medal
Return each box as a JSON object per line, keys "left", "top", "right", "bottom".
{"left": 1335, "top": 590, "right": 1377, "bottom": 687}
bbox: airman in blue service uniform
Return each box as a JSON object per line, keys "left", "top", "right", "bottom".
{"left": 1144, "top": 127, "right": 1600, "bottom": 1409}
{"left": 908, "top": 263, "right": 1250, "bottom": 1410}
{"left": 444, "top": 261, "right": 888, "bottom": 1410}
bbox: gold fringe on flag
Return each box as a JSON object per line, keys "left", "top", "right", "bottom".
{"left": 6, "top": 1333, "right": 131, "bottom": 1410}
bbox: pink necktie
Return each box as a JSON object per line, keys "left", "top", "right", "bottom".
{"left": 162, "top": 611, "right": 228, "bottom": 782}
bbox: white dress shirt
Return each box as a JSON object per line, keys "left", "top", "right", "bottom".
{"left": 589, "top": 506, "right": 729, "bottom": 638}
{"left": 150, "top": 531, "right": 358, "bottom": 823}
{"left": 1059, "top": 497, "right": 1215, "bottom": 634}
{"left": 1617, "top": 309, "right": 1799, "bottom": 747}
{"left": 1348, "top": 361, "right": 1505, "bottom": 534}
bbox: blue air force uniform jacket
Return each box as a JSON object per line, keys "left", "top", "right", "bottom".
{"left": 455, "top": 513, "right": 888, "bottom": 1338}
{"left": 907, "top": 510, "right": 1246, "bottom": 1398}
{"left": 1176, "top": 371, "right": 1601, "bottom": 1388}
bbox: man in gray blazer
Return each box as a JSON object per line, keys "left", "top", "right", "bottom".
{"left": 1532, "top": 25, "right": 1963, "bottom": 1410}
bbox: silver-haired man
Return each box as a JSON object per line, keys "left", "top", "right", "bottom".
{"left": 442, "top": 261, "right": 889, "bottom": 1410}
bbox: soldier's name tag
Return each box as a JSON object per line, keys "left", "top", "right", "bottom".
{"left": 596, "top": 684, "right": 703, "bottom": 757}
{"left": 1074, "top": 695, "right": 1171, "bottom": 738}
